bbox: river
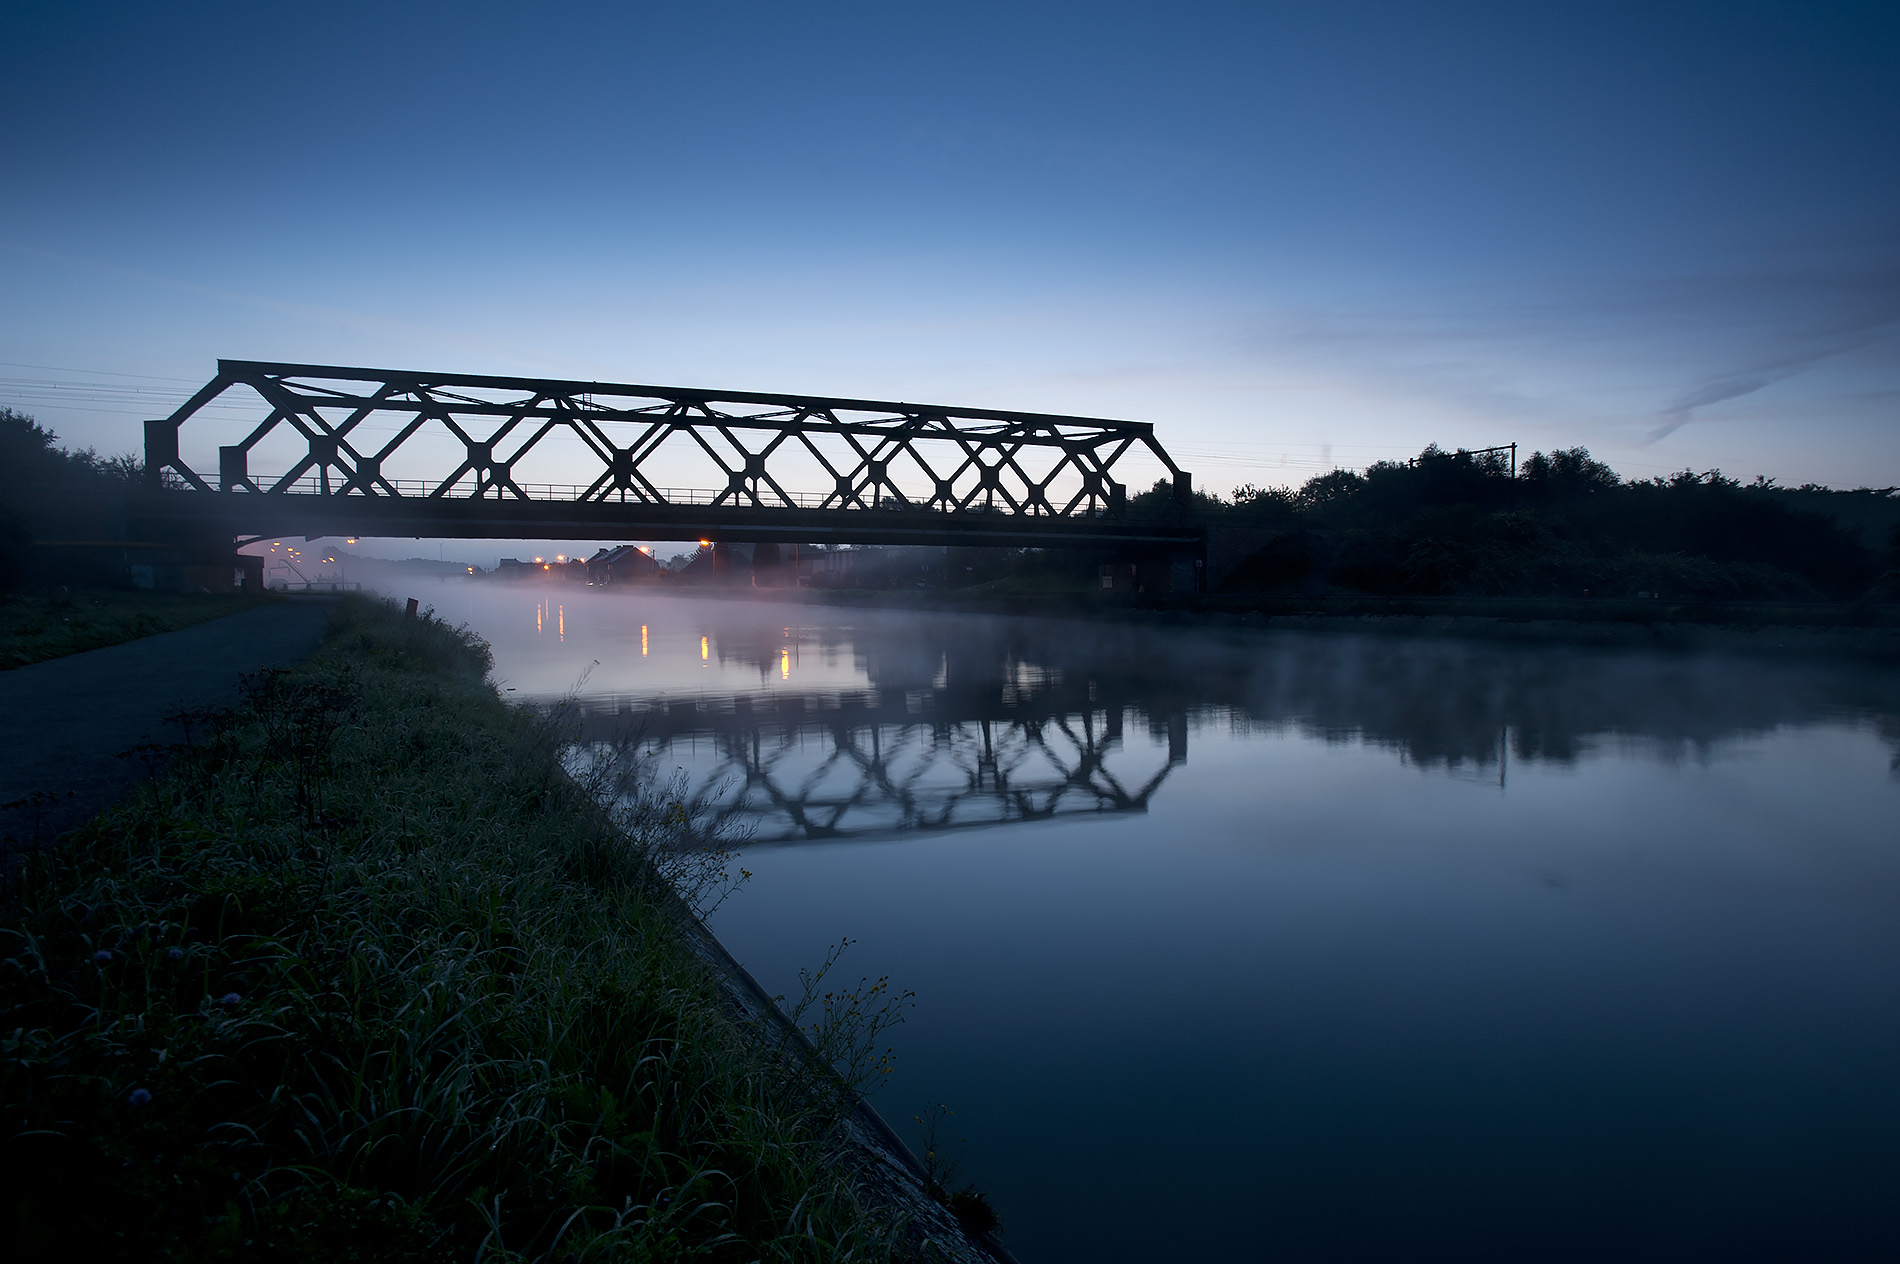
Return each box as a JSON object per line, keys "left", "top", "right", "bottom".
{"left": 431, "top": 584, "right": 1900, "bottom": 1262}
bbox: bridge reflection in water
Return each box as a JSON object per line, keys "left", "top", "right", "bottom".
{"left": 560, "top": 683, "right": 1189, "bottom": 846}
{"left": 531, "top": 593, "right": 1900, "bottom": 847}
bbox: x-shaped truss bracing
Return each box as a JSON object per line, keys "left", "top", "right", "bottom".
{"left": 146, "top": 361, "right": 1188, "bottom": 518}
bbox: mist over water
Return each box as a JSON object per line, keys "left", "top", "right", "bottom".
{"left": 431, "top": 584, "right": 1900, "bottom": 1262}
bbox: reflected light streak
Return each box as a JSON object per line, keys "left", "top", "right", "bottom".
{"left": 700, "top": 635, "right": 709, "bottom": 664}
{"left": 781, "top": 647, "right": 790, "bottom": 680}
{"left": 558, "top": 605, "right": 565, "bottom": 642}
{"left": 641, "top": 624, "right": 648, "bottom": 657}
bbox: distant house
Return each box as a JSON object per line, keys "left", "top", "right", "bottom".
{"left": 496, "top": 555, "right": 589, "bottom": 582}
{"left": 586, "top": 545, "right": 663, "bottom": 585}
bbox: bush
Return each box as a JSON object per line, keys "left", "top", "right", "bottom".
{"left": 0, "top": 503, "right": 29, "bottom": 592}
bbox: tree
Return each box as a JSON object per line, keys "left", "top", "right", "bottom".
{"left": 1519, "top": 447, "right": 1619, "bottom": 497}
{"left": 1296, "top": 469, "right": 1366, "bottom": 511}
{"left": 0, "top": 407, "right": 140, "bottom": 489}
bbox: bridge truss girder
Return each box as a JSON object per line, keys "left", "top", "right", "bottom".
{"left": 143, "top": 361, "right": 1193, "bottom": 526}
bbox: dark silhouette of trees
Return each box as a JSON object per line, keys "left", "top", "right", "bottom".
{"left": 1519, "top": 446, "right": 1619, "bottom": 499}
{"left": 0, "top": 408, "right": 143, "bottom": 590}
{"left": 1182, "top": 442, "right": 1894, "bottom": 601}
{"left": 0, "top": 407, "right": 141, "bottom": 492}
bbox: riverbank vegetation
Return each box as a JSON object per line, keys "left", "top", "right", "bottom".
{"left": 1138, "top": 445, "right": 1900, "bottom": 602}
{"left": 0, "top": 597, "right": 930, "bottom": 1261}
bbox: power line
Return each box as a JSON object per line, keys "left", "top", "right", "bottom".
{"left": 0, "top": 361, "right": 204, "bottom": 383}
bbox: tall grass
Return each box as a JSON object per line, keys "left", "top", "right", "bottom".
{"left": 1, "top": 596, "right": 913, "bottom": 1261}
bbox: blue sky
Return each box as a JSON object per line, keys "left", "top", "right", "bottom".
{"left": 4, "top": 0, "right": 1897, "bottom": 495}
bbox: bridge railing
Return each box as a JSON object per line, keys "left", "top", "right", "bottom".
{"left": 156, "top": 469, "right": 1125, "bottom": 517}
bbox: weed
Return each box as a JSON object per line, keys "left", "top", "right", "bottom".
{"left": 947, "top": 1189, "right": 1002, "bottom": 1236}
{"left": 786, "top": 939, "right": 914, "bottom": 1100}
{"left": 1, "top": 788, "right": 76, "bottom": 850}
{"left": 910, "top": 1104, "right": 1002, "bottom": 1238}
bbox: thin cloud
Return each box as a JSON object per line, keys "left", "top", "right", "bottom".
{"left": 1652, "top": 364, "right": 1822, "bottom": 442}
{"left": 1214, "top": 256, "right": 1900, "bottom": 449}
{"left": 1649, "top": 305, "right": 1900, "bottom": 442}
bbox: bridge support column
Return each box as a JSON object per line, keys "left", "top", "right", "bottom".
{"left": 1098, "top": 547, "right": 1203, "bottom": 594}
{"left": 144, "top": 419, "right": 179, "bottom": 487}
{"left": 751, "top": 542, "right": 784, "bottom": 586}
{"left": 219, "top": 446, "right": 249, "bottom": 491}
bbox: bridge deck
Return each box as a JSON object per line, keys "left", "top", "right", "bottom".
{"left": 129, "top": 488, "right": 1204, "bottom": 548}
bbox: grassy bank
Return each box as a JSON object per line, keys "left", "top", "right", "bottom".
{"left": 0, "top": 597, "right": 927, "bottom": 1261}
{"left": 1, "top": 588, "right": 277, "bottom": 671}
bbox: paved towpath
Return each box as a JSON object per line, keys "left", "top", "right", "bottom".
{"left": 0, "top": 598, "right": 336, "bottom": 854}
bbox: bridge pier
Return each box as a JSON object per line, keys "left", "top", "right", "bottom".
{"left": 750, "top": 542, "right": 784, "bottom": 586}
{"left": 1097, "top": 547, "right": 1204, "bottom": 595}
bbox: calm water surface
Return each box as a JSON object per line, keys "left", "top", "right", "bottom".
{"left": 439, "top": 585, "right": 1900, "bottom": 1262}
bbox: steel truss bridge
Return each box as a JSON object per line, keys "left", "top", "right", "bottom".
{"left": 559, "top": 686, "right": 1189, "bottom": 846}
{"left": 136, "top": 361, "right": 1202, "bottom": 550}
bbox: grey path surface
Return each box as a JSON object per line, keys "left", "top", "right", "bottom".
{"left": 0, "top": 599, "right": 336, "bottom": 853}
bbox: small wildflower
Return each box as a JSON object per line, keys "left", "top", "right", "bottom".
{"left": 167, "top": 947, "right": 185, "bottom": 961}
{"left": 219, "top": 992, "right": 243, "bottom": 1006}
{"left": 128, "top": 1088, "right": 152, "bottom": 1106}
{"left": 93, "top": 950, "right": 112, "bottom": 963}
